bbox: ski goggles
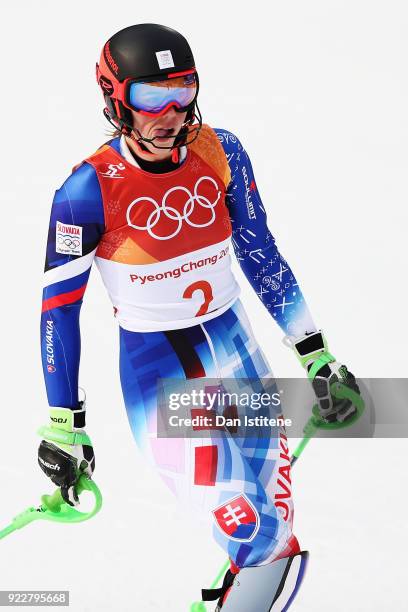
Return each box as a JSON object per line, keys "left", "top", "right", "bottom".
{"left": 125, "top": 71, "right": 198, "bottom": 116}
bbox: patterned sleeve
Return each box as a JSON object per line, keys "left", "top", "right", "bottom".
{"left": 215, "top": 128, "right": 317, "bottom": 338}
{"left": 41, "top": 162, "right": 105, "bottom": 408}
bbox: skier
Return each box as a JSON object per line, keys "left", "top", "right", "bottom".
{"left": 38, "top": 24, "right": 359, "bottom": 610}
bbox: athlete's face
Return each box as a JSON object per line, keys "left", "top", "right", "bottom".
{"left": 129, "top": 106, "right": 187, "bottom": 160}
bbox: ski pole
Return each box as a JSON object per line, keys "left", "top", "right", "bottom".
{"left": 0, "top": 473, "right": 102, "bottom": 541}
{"left": 190, "top": 382, "right": 365, "bottom": 611}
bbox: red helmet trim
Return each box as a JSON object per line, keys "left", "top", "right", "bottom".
{"left": 166, "top": 68, "right": 196, "bottom": 78}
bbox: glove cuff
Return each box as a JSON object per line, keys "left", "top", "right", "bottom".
{"left": 287, "top": 330, "right": 328, "bottom": 368}
{"left": 37, "top": 425, "right": 91, "bottom": 447}
{"left": 38, "top": 398, "right": 90, "bottom": 449}
{"left": 286, "top": 330, "right": 337, "bottom": 379}
{"left": 49, "top": 404, "right": 86, "bottom": 433}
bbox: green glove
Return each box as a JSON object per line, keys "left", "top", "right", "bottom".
{"left": 37, "top": 401, "right": 95, "bottom": 506}
{"left": 286, "top": 330, "right": 361, "bottom": 423}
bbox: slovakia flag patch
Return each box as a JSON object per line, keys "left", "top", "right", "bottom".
{"left": 212, "top": 494, "right": 260, "bottom": 542}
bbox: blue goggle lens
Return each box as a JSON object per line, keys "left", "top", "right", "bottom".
{"left": 128, "top": 73, "right": 197, "bottom": 113}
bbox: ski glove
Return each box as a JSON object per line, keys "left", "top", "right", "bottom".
{"left": 287, "top": 330, "right": 360, "bottom": 423}
{"left": 37, "top": 402, "right": 95, "bottom": 506}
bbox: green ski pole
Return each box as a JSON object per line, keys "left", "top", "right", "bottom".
{"left": 0, "top": 473, "right": 102, "bottom": 541}
{"left": 190, "top": 382, "right": 365, "bottom": 611}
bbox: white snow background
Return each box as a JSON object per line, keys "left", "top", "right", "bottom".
{"left": 0, "top": 1, "right": 407, "bottom": 610}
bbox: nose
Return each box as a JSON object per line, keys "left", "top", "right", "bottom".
{"left": 163, "top": 105, "right": 177, "bottom": 117}
{"left": 153, "top": 105, "right": 178, "bottom": 123}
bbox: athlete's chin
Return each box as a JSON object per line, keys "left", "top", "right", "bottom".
{"left": 146, "top": 145, "right": 173, "bottom": 159}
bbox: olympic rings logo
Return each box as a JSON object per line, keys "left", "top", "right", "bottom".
{"left": 126, "top": 176, "right": 221, "bottom": 241}
{"left": 57, "top": 235, "right": 80, "bottom": 249}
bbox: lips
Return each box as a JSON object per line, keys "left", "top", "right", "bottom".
{"left": 153, "top": 127, "right": 175, "bottom": 138}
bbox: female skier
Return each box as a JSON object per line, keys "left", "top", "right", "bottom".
{"left": 38, "top": 24, "right": 358, "bottom": 611}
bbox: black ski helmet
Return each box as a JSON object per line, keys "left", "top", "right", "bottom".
{"left": 96, "top": 23, "right": 202, "bottom": 148}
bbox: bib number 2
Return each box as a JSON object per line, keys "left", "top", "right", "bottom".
{"left": 183, "top": 281, "right": 214, "bottom": 317}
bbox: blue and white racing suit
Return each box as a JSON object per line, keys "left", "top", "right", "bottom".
{"left": 41, "top": 124, "right": 317, "bottom": 566}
